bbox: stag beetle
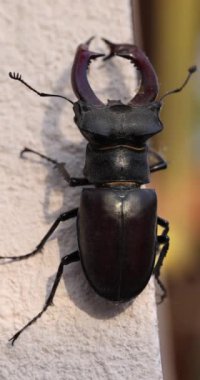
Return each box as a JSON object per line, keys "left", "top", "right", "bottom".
{"left": 1, "top": 37, "right": 196, "bottom": 345}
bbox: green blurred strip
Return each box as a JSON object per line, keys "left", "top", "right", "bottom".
{"left": 132, "top": 0, "right": 200, "bottom": 271}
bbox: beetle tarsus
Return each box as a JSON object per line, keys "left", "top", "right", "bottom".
{"left": 154, "top": 217, "right": 169, "bottom": 302}
{"left": 0, "top": 247, "right": 42, "bottom": 262}
{"left": 156, "top": 280, "right": 167, "bottom": 305}
{"left": 0, "top": 209, "right": 78, "bottom": 263}
{"left": 8, "top": 251, "right": 80, "bottom": 344}
{"left": 9, "top": 332, "right": 21, "bottom": 346}
{"left": 20, "top": 147, "right": 57, "bottom": 165}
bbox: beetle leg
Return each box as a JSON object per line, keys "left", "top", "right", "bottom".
{"left": 20, "top": 147, "right": 89, "bottom": 187}
{"left": 148, "top": 149, "right": 167, "bottom": 173}
{"left": 154, "top": 217, "right": 170, "bottom": 303}
{"left": 157, "top": 216, "right": 169, "bottom": 237}
{"left": 154, "top": 235, "right": 169, "bottom": 303}
{"left": 0, "top": 208, "right": 78, "bottom": 262}
{"left": 9, "top": 250, "right": 80, "bottom": 345}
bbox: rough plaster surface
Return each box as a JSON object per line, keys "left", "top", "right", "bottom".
{"left": 0, "top": 1, "right": 163, "bottom": 379}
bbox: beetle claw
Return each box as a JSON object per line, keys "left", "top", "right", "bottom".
{"left": 9, "top": 333, "right": 18, "bottom": 346}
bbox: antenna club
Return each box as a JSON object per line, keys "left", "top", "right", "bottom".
{"left": 188, "top": 65, "right": 197, "bottom": 74}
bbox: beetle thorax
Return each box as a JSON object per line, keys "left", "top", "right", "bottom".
{"left": 73, "top": 100, "right": 163, "bottom": 147}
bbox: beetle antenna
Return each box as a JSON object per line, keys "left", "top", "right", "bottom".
{"left": 9, "top": 72, "right": 74, "bottom": 105}
{"left": 159, "top": 65, "right": 197, "bottom": 101}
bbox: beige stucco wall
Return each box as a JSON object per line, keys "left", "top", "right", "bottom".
{"left": 0, "top": 1, "right": 163, "bottom": 379}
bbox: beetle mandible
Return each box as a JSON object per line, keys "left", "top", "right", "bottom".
{"left": 1, "top": 37, "right": 196, "bottom": 345}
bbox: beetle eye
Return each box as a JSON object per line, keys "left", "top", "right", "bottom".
{"left": 150, "top": 101, "right": 162, "bottom": 111}
{"left": 82, "top": 105, "right": 89, "bottom": 112}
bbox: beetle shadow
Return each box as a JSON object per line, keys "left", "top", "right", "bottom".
{"left": 34, "top": 54, "right": 136, "bottom": 320}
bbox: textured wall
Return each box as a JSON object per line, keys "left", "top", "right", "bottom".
{"left": 0, "top": 1, "right": 163, "bottom": 379}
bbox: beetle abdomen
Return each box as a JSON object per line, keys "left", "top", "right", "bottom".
{"left": 77, "top": 188, "right": 157, "bottom": 302}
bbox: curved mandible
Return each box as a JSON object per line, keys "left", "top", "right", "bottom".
{"left": 71, "top": 37, "right": 105, "bottom": 105}
{"left": 102, "top": 39, "right": 159, "bottom": 105}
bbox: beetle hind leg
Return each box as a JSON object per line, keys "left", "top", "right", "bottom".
{"left": 154, "top": 217, "right": 170, "bottom": 303}
{"left": 0, "top": 208, "right": 78, "bottom": 262}
{"left": 9, "top": 250, "right": 80, "bottom": 345}
{"left": 154, "top": 235, "right": 169, "bottom": 303}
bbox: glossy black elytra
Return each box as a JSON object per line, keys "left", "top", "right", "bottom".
{"left": 1, "top": 37, "right": 196, "bottom": 345}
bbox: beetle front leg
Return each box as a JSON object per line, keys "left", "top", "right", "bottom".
{"left": 154, "top": 217, "right": 170, "bottom": 303}
{"left": 9, "top": 250, "right": 80, "bottom": 345}
{"left": 20, "top": 147, "right": 89, "bottom": 187}
{"left": 0, "top": 208, "right": 78, "bottom": 262}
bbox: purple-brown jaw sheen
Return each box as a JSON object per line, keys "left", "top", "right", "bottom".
{"left": 71, "top": 37, "right": 158, "bottom": 106}
{"left": 102, "top": 39, "right": 159, "bottom": 105}
{"left": 71, "top": 37, "right": 104, "bottom": 106}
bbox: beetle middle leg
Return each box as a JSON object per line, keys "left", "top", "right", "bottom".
{"left": 9, "top": 250, "right": 80, "bottom": 345}
{"left": 20, "top": 147, "right": 89, "bottom": 187}
{"left": 149, "top": 149, "right": 167, "bottom": 173}
{"left": 154, "top": 216, "right": 170, "bottom": 303}
{"left": 0, "top": 208, "right": 78, "bottom": 262}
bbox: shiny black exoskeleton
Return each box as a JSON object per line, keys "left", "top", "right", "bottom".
{"left": 2, "top": 38, "right": 196, "bottom": 344}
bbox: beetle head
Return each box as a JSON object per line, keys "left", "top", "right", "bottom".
{"left": 73, "top": 100, "right": 163, "bottom": 147}
{"left": 72, "top": 38, "right": 163, "bottom": 147}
